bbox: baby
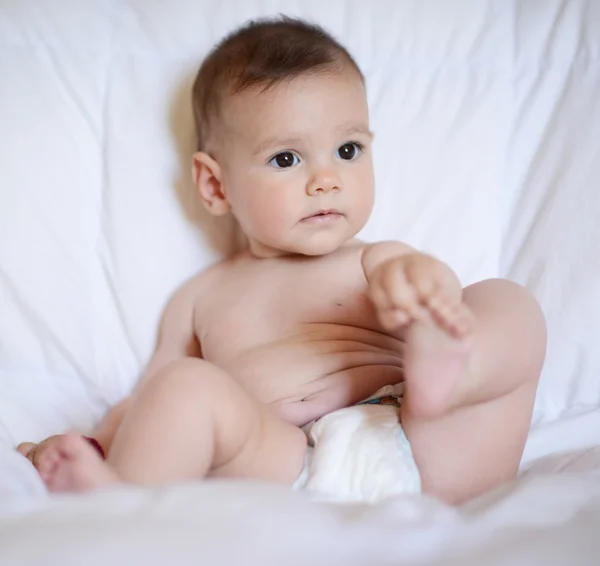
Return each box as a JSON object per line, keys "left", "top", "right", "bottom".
{"left": 18, "top": 17, "right": 546, "bottom": 505}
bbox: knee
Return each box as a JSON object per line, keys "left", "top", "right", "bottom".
{"left": 466, "top": 278, "right": 547, "bottom": 373}
{"left": 160, "top": 357, "right": 213, "bottom": 376}
{"left": 466, "top": 278, "right": 532, "bottom": 302}
{"left": 145, "top": 357, "right": 229, "bottom": 399}
{"left": 467, "top": 279, "right": 546, "bottom": 330}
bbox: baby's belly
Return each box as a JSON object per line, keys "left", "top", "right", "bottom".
{"left": 213, "top": 324, "right": 405, "bottom": 426}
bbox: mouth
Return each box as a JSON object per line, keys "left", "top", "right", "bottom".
{"left": 300, "top": 209, "right": 344, "bottom": 224}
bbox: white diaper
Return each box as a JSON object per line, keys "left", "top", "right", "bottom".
{"left": 293, "top": 384, "right": 421, "bottom": 503}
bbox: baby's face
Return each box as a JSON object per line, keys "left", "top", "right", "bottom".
{"left": 213, "top": 69, "right": 374, "bottom": 257}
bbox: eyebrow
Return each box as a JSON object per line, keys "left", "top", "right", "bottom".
{"left": 252, "top": 124, "right": 373, "bottom": 157}
{"left": 252, "top": 137, "right": 304, "bottom": 156}
{"left": 338, "top": 124, "right": 373, "bottom": 138}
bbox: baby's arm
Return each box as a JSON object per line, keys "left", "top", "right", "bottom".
{"left": 133, "top": 278, "right": 203, "bottom": 391}
{"left": 18, "top": 276, "right": 203, "bottom": 464}
{"left": 361, "top": 240, "right": 414, "bottom": 276}
{"left": 94, "top": 277, "right": 202, "bottom": 450}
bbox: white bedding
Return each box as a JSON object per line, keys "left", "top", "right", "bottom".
{"left": 1, "top": 0, "right": 600, "bottom": 563}
{"left": 2, "top": 449, "right": 600, "bottom": 565}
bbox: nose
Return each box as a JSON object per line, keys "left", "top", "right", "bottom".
{"left": 306, "top": 168, "right": 341, "bottom": 196}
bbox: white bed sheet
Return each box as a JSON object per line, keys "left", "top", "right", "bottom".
{"left": 2, "top": 447, "right": 600, "bottom": 565}
{"left": 2, "top": 0, "right": 600, "bottom": 563}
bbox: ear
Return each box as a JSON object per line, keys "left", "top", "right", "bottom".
{"left": 192, "top": 151, "right": 231, "bottom": 216}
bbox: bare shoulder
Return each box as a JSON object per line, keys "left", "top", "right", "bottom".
{"left": 359, "top": 239, "right": 415, "bottom": 270}
{"left": 170, "top": 257, "right": 236, "bottom": 306}
{"left": 343, "top": 238, "right": 411, "bottom": 256}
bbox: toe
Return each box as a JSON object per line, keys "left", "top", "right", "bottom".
{"left": 17, "top": 442, "right": 35, "bottom": 456}
{"left": 37, "top": 451, "right": 58, "bottom": 478}
{"left": 17, "top": 442, "right": 36, "bottom": 461}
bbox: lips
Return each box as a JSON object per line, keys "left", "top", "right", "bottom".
{"left": 301, "top": 209, "right": 343, "bottom": 222}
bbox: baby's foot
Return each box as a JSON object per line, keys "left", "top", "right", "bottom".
{"left": 403, "top": 312, "right": 472, "bottom": 418}
{"left": 37, "top": 432, "right": 119, "bottom": 493}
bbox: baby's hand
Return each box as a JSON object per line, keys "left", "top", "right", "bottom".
{"left": 368, "top": 253, "right": 474, "bottom": 337}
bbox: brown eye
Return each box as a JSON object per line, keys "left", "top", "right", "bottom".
{"left": 337, "top": 142, "right": 362, "bottom": 161}
{"left": 269, "top": 151, "right": 299, "bottom": 168}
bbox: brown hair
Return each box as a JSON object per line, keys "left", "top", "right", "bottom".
{"left": 192, "top": 16, "right": 363, "bottom": 151}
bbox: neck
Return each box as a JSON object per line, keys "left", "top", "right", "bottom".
{"left": 244, "top": 236, "right": 359, "bottom": 260}
{"left": 246, "top": 238, "right": 294, "bottom": 259}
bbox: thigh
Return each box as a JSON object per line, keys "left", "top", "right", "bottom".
{"left": 112, "top": 357, "right": 307, "bottom": 486}
{"left": 209, "top": 390, "right": 308, "bottom": 485}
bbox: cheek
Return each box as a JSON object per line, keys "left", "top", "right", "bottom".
{"left": 346, "top": 163, "right": 375, "bottom": 206}
{"left": 232, "top": 170, "right": 299, "bottom": 232}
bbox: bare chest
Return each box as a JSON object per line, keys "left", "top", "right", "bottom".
{"left": 196, "top": 250, "right": 379, "bottom": 362}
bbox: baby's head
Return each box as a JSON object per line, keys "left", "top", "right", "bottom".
{"left": 192, "top": 17, "right": 374, "bottom": 258}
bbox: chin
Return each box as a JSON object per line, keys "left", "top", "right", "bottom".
{"left": 249, "top": 228, "right": 358, "bottom": 258}
{"left": 292, "top": 235, "right": 349, "bottom": 257}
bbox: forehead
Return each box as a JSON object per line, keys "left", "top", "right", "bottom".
{"left": 219, "top": 70, "right": 369, "bottom": 143}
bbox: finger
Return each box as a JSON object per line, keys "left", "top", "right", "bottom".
{"left": 405, "top": 259, "right": 441, "bottom": 305}
{"left": 427, "top": 293, "right": 455, "bottom": 321}
{"left": 429, "top": 306, "right": 460, "bottom": 338}
{"left": 379, "top": 308, "right": 411, "bottom": 330}
{"left": 427, "top": 293, "right": 451, "bottom": 313}
{"left": 382, "top": 262, "right": 421, "bottom": 316}
{"left": 450, "top": 306, "right": 475, "bottom": 336}
{"left": 427, "top": 290, "right": 464, "bottom": 317}
{"left": 392, "top": 308, "right": 411, "bottom": 327}
{"left": 440, "top": 304, "right": 475, "bottom": 338}
{"left": 369, "top": 278, "right": 392, "bottom": 311}
{"left": 429, "top": 295, "right": 457, "bottom": 322}
{"left": 415, "top": 276, "right": 440, "bottom": 306}
{"left": 442, "top": 301, "right": 473, "bottom": 325}
{"left": 425, "top": 293, "right": 466, "bottom": 337}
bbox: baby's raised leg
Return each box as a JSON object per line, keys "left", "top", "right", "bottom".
{"left": 401, "top": 279, "right": 546, "bottom": 504}
{"left": 39, "top": 358, "right": 307, "bottom": 492}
